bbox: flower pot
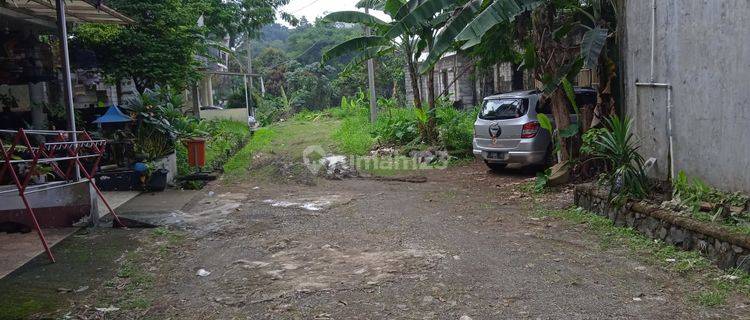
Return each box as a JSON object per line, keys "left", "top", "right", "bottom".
{"left": 148, "top": 168, "right": 169, "bottom": 192}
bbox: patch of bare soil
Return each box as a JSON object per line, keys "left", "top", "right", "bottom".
{"left": 61, "top": 160, "right": 749, "bottom": 319}
{"left": 249, "top": 153, "right": 317, "bottom": 186}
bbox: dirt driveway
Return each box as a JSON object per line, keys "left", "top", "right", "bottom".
{"left": 64, "top": 160, "right": 747, "bottom": 319}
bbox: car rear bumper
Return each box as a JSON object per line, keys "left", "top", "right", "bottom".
{"left": 473, "top": 149, "right": 547, "bottom": 165}
{"left": 472, "top": 138, "right": 547, "bottom": 165}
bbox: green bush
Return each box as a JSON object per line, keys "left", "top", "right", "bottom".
{"left": 292, "top": 108, "right": 329, "bottom": 121}
{"left": 330, "top": 94, "right": 368, "bottom": 120}
{"left": 255, "top": 94, "right": 291, "bottom": 125}
{"left": 673, "top": 171, "right": 749, "bottom": 224}
{"left": 328, "top": 94, "right": 478, "bottom": 156}
{"left": 372, "top": 107, "right": 420, "bottom": 146}
{"left": 436, "top": 105, "right": 477, "bottom": 155}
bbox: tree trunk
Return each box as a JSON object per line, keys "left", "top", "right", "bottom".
{"left": 550, "top": 89, "right": 572, "bottom": 161}
{"left": 404, "top": 47, "right": 422, "bottom": 108}
{"left": 532, "top": 3, "right": 577, "bottom": 162}
{"left": 115, "top": 80, "right": 123, "bottom": 105}
{"left": 426, "top": 67, "right": 437, "bottom": 142}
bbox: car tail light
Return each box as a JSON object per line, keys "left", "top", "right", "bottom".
{"left": 521, "top": 121, "right": 540, "bottom": 138}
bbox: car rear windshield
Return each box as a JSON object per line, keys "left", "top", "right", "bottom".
{"left": 480, "top": 98, "right": 527, "bottom": 120}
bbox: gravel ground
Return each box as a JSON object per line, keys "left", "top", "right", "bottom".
{"left": 96, "top": 160, "right": 749, "bottom": 320}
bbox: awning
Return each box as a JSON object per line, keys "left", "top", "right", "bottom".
{"left": 1, "top": 0, "right": 134, "bottom": 25}
{"left": 92, "top": 105, "right": 132, "bottom": 124}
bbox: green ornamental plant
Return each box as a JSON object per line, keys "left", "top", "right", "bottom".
{"left": 591, "top": 115, "right": 648, "bottom": 204}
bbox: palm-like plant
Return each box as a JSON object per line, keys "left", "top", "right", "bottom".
{"left": 592, "top": 115, "right": 648, "bottom": 203}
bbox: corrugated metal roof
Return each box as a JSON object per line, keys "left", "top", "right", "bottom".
{"left": 1, "top": 0, "right": 133, "bottom": 25}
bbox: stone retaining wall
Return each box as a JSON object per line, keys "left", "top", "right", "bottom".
{"left": 575, "top": 184, "right": 750, "bottom": 272}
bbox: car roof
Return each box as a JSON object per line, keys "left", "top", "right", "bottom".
{"left": 484, "top": 90, "right": 540, "bottom": 100}
{"left": 483, "top": 87, "right": 596, "bottom": 100}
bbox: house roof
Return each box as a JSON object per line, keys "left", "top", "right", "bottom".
{"left": 0, "top": 0, "right": 134, "bottom": 27}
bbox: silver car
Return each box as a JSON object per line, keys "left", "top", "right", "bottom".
{"left": 472, "top": 88, "right": 596, "bottom": 171}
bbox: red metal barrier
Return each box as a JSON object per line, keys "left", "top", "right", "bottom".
{"left": 0, "top": 129, "right": 125, "bottom": 262}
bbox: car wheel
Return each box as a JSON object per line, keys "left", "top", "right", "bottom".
{"left": 485, "top": 162, "right": 507, "bottom": 172}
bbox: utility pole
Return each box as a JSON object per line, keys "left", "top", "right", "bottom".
{"left": 364, "top": 7, "right": 377, "bottom": 123}
{"left": 56, "top": 0, "right": 80, "bottom": 180}
{"left": 246, "top": 37, "right": 255, "bottom": 118}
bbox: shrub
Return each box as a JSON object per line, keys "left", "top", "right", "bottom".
{"left": 255, "top": 94, "right": 291, "bottom": 125}
{"left": 592, "top": 115, "right": 648, "bottom": 204}
{"left": 372, "top": 107, "right": 420, "bottom": 146}
{"left": 435, "top": 105, "right": 477, "bottom": 156}
{"left": 293, "top": 108, "right": 329, "bottom": 121}
{"left": 580, "top": 127, "right": 607, "bottom": 156}
{"left": 330, "top": 94, "right": 368, "bottom": 120}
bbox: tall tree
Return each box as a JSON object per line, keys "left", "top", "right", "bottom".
{"left": 73, "top": 0, "right": 209, "bottom": 91}
{"left": 73, "top": 0, "right": 293, "bottom": 91}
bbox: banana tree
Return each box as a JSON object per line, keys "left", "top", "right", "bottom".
{"left": 526, "top": 0, "right": 613, "bottom": 161}
{"left": 323, "top": 0, "right": 453, "bottom": 142}
{"left": 322, "top": 0, "right": 422, "bottom": 108}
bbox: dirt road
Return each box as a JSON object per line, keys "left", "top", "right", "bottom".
{"left": 80, "top": 161, "right": 748, "bottom": 319}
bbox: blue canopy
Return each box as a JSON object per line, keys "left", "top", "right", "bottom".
{"left": 92, "top": 106, "right": 132, "bottom": 124}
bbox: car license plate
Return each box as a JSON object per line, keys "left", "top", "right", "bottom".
{"left": 486, "top": 152, "right": 506, "bottom": 160}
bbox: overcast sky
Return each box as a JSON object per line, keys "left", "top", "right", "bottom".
{"left": 279, "top": 0, "right": 390, "bottom": 26}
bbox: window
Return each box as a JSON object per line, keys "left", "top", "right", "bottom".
{"left": 480, "top": 98, "right": 527, "bottom": 120}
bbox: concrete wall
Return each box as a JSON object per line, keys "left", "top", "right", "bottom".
{"left": 621, "top": 0, "right": 750, "bottom": 193}
{"left": 0, "top": 181, "right": 94, "bottom": 227}
{"left": 200, "top": 108, "right": 249, "bottom": 123}
{"left": 405, "top": 53, "right": 479, "bottom": 109}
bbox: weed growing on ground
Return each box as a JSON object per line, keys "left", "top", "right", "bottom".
{"left": 332, "top": 116, "right": 374, "bottom": 155}
{"left": 693, "top": 290, "right": 728, "bottom": 307}
{"left": 97, "top": 228, "right": 189, "bottom": 313}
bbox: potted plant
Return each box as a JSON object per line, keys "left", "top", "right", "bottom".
{"left": 31, "top": 165, "right": 53, "bottom": 185}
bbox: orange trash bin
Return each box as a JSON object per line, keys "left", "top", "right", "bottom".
{"left": 183, "top": 138, "right": 206, "bottom": 167}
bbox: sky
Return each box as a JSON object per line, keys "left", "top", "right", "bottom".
{"left": 279, "top": 0, "right": 390, "bottom": 26}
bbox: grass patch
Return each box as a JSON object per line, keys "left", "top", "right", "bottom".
{"left": 694, "top": 290, "right": 728, "bottom": 307}
{"left": 517, "top": 181, "right": 535, "bottom": 194}
{"left": 332, "top": 116, "right": 374, "bottom": 156}
{"left": 0, "top": 298, "right": 56, "bottom": 320}
{"left": 533, "top": 205, "right": 750, "bottom": 307}
{"left": 222, "top": 117, "right": 341, "bottom": 181}
{"left": 105, "top": 228, "right": 186, "bottom": 312}
{"left": 223, "top": 127, "right": 275, "bottom": 177}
